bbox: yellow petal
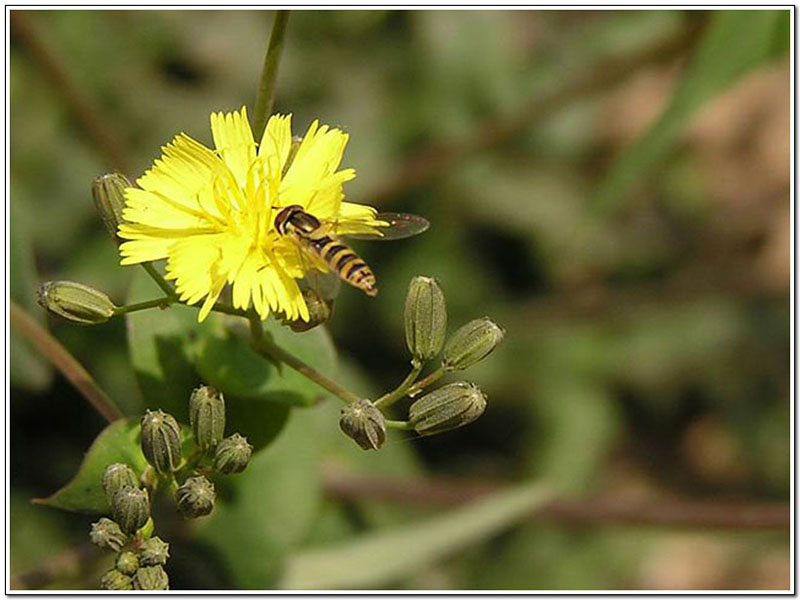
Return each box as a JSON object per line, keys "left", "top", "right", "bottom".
{"left": 198, "top": 274, "right": 226, "bottom": 322}
{"left": 136, "top": 134, "right": 224, "bottom": 219}
{"left": 258, "top": 113, "right": 293, "bottom": 177}
{"left": 119, "top": 237, "right": 175, "bottom": 265}
{"left": 210, "top": 107, "right": 256, "bottom": 189}
{"left": 280, "top": 120, "right": 352, "bottom": 212}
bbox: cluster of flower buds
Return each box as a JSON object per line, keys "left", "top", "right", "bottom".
{"left": 97, "top": 534, "right": 171, "bottom": 590}
{"left": 188, "top": 385, "right": 253, "bottom": 476}
{"left": 93, "top": 384, "right": 257, "bottom": 589}
{"left": 91, "top": 463, "right": 170, "bottom": 590}
{"left": 138, "top": 386, "right": 251, "bottom": 521}
{"left": 338, "top": 276, "right": 504, "bottom": 450}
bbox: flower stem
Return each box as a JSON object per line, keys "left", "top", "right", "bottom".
{"left": 248, "top": 314, "right": 361, "bottom": 404}
{"left": 385, "top": 419, "right": 413, "bottom": 431}
{"left": 209, "top": 302, "right": 250, "bottom": 318}
{"left": 253, "top": 10, "right": 290, "bottom": 140}
{"left": 113, "top": 297, "right": 172, "bottom": 316}
{"left": 374, "top": 361, "right": 424, "bottom": 409}
{"left": 407, "top": 365, "right": 446, "bottom": 398}
{"left": 139, "top": 262, "right": 177, "bottom": 299}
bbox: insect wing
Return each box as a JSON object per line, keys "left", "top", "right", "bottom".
{"left": 344, "top": 213, "right": 430, "bottom": 241}
{"left": 300, "top": 270, "right": 342, "bottom": 302}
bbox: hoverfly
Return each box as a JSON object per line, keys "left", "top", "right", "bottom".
{"left": 274, "top": 205, "right": 429, "bottom": 298}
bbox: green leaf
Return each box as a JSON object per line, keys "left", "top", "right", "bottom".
{"left": 526, "top": 378, "right": 619, "bottom": 494}
{"left": 196, "top": 408, "right": 326, "bottom": 588}
{"left": 593, "top": 10, "right": 790, "bottom": 212}
{"left": 280, "top": 481, "right": 552, "bottom": 590}
{"left": 33, "top": 419, "right": 147, "bottom": 514}
{"left": 126, "top": 269, "right": 200, "bottom": 421}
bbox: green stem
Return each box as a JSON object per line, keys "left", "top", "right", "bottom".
{"left": 177, "top": 447, "right": 207, "bottom": 475}
{"left": 374, "top": 361, "right": 424, "bottom": 409}
{"left": 407, "top": 366, "right": 446, "bottom": 398}
{"left": 248, "top": 314, "right": 362, "bottom": 405}
{"left": 253, "top": 10, "right": 291, "bottom": 140}
{"left": 140, "top": 263, "right": 177, "bottom": 299}
{"left": 385, "top": 419, "right": 413, "bottom": 431}
{"left": 113, "top": 297, "right": 172, "bottom": 316}
{"left": 209, "top": 302, "right": 250, "bottom": 318}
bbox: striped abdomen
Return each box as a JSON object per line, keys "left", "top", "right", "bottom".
{"left": 309, "top": 236, "right": 378, "bottom": 296}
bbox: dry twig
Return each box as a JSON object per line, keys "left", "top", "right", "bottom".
{"left": 323, "top": 469, "right": 789, "bottom": 530}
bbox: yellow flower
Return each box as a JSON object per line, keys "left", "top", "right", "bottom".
{"left": 118, "top": 107, "right": 382, "bottom": 322}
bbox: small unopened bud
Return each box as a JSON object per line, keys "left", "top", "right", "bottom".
{"left": 101, "top": 569, "right": 133, "bottom": 590}
{"left": 140, "top": 409, "right": 181, "bottom": 473}
{"left": 91, "top": 172, "right": 131, "bottom": 242}
{"left": 339, "top": 399, "right": 386, "bottom": 451}
{"left": 282, "top": 287, "right": 333, "bottom": 332}
{"left": 213, "top": 433, "right": 253, "bottom": 474}
{"left": 175, "top": 476, "right": 215, "bottom": 518}
{"left": 37, "top": 281, "right": 116, "bottom": 325}
{"left": 133, "top": 565, "right": 169, "bottom": 590}
{"left": 408, "top": 382, "right": 487, "bottom": 436}
{"left": 139, "top": 536, "right": 170, "bottom": 567}
{"left": 89, "top": 517, "right": 127, "bottom": 551}
{"left": 102, "top": 463, "right": 139, "bottom": 505}
{"left": 405, "top": 276, "right": 447, "bottom": 364}
{"left": 189, "top": 385, "right": 225, "bottom": 450}
{"left": 442, "top": 317, "right": 505, "bottom": 371}
{"left": 116, "top": 551, "right": 139, "bottom": 576}
{"left": 111, "top": 486, "right": 150, "bottom": 534}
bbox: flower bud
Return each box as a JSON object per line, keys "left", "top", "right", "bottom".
{"left": 140, "top": 409, "right": 181, "bottom": 473}
{"left": 115, "top": 551, "right": 139, "bottom": 576}
{"left": 89, "top": 517, "right": 127, "bottom": 552}
{"left": 36, "top": 281, "right": 116, "bottom": 325}
{"left": 91, "top": 172, "right": 131, "bottom": 242}
{"left": 405, "top": 276, "right": 447, "bottom": 364}
{"left": 281, "top": 287, "right": 333, "bottom": 332}
{"left": 139, "top": 536, "right": 170, "bottom": 567}
{"left": 339, "top": 399, "right": 386, "bottom": 451}
{"left": 133, "top": 565, "right": 169, "bottom": 590}
{"left": 111, "top": 486, "right": 150, "bottom": 534}
{"left": 102, "top": 463, "right": 139, "bottom": 505}
{"left": 408, "top": 382, "right": 487, "bottom": 436}
{"left": 442, "top": 317, "right": 505, "bottom": 371}
{"left": 213, "top": 433, "right": 253, "bottom": 474}
{"left": 101, "top": 569, "right": 133, "bottom": 590}
{"left": 175, "top": 476, "right": 215, "bottom": 518}
{"left": 189, "top": 385, "right": 226, "bottom": 450}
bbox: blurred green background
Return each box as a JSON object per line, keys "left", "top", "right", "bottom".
{"left": 10, "top": 9, "right": 790, "bottom": 590}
